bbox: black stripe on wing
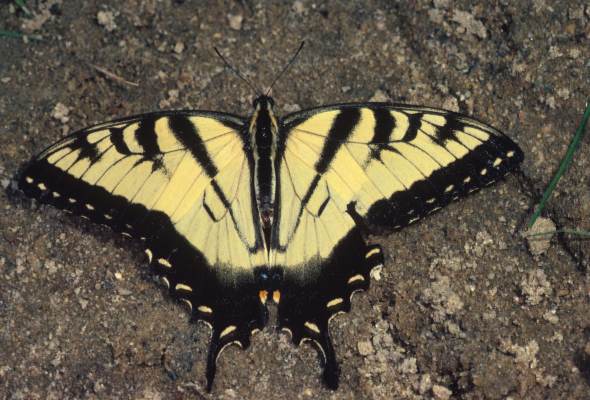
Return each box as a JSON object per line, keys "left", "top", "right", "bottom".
{"left": 366, "top": 112, "right": 523, "bottom": 232}
{"left": 169, "top": 115, "right": 219, "bottom": 177}
{"left": 315, "top": 108, "right": 361, "bottom": 173}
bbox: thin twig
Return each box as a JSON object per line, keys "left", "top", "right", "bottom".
{"left": 88, "top": 63, "right": 139, "bottom": 87}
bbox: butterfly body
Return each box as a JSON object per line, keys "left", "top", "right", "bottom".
{"left": 251, "top": 95, "right": 279, "bottom": 237}
{"left": 20, "top": 94, "right": 523, "bottom": 391}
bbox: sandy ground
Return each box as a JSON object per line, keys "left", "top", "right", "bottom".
{"left": 1, "top": 1, "right": 589, "bottom": 399}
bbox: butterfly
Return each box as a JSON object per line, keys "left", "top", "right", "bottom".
{"left": 19, "top": 53, "right": 523, "bottom": 391}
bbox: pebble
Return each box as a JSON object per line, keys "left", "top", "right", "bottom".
{"left": 292, "top": 1, "right": 306, "bottom": 15}
{"left": 51, "top": 102, "right": 70, "bottom": 123}
{"left": 174, "top": 41, "right": 185, "bottom": 54}
{"left": 525, "top": 217, "right": 556, "bottom": 256}
{"left": 369, "top": 89, "right": 391, "bottom": 102}
{"left": 228, "top": 14, "right": 243, "bottom": 30}
{"left": 432, "top": 384, "right": 453, "bottom": 400}
{"left": 282, "top": 103, "right": 301, "bottom": 113}
{"left": 399, "top": 357, "right": 417, "bottom": 374}
{"left": 542, "top": 310, "right": 559, "bottom": 324}
{"left": 97, "top": 10, "right": 117, "bottom": 32}
{"left": 419, "top": 374, "right": 432, "bottom": 394}
{"left": 451, "top": 10, "right": 487, "bottom": 39}
{"left": 520, "top": 269, "right": 552, "bottom": 306}
{"left": 357, "top": 340, "right": 374, "bottom": 356}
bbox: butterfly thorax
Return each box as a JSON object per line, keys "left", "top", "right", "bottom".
{"left": 250, "top": 96, "right": 279, "bottom": 240}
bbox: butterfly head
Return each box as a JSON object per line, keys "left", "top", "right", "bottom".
{"left": 253, "top": 95, "right": 275, "bottom": 111}
{"left": 250, "top": 95, "right": 279, "bottom": 145}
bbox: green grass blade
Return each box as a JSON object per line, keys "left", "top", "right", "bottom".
{"left": 0, "top": 30, "right": 42, "bottom": 41}
{"left": 14, "top": 0, "right": 32, "bottom": 16}
{"left": 528, "top": 100, "right": 590, "bottom": 228}
{"left": 0, "top": 30, "right": 25, "bottom": 38}
{"left": 526, "top": 229, "right": 590, "bottom": 238}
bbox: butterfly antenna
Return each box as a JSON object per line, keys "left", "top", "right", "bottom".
{"left": 214, "top": 47, "right": 262, "bottom": 95}
{"left": 266, "top": 41, "right": 305, "bottom": 96}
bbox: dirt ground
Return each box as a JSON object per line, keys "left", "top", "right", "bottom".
{"left": 1, "top": 1, "right": 589, "bottom": 399}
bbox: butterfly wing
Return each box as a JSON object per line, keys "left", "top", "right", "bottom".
{"left": 272, "top": 104, "right": 523, "bottom": 387}
{"left": 20, "top": 111, "right": 267, "bottom": 390}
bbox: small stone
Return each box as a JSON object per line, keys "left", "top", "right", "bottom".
{"left": 520, "top": 269, "right": 552, "bottom": 306}
{"left": 432, "top": 384, "right": 453, "bottom": 400}
{"left": 45, "top": 260, "right": 58, "bottom": 274}
{"left": 168, "top": 89, "right": 179, "bottom": 101}
{"left": 114, "top": 272, "right": 123, "bottom": 280}
{"left": 282, "top": 103, "right": 301, "bottom": 113}
{"left": 483, "top": 310, "right": 496, "bottom": 321}
{"left": 536, "top": 372, "right": 557, "bottom": 388}
{"left": 15, "top": 256, "right": 25, "bottom": 274}
{"left": 544, "top": 95, "right": 557, "bottom": 109}
{"left": 569, "top": 49, "right": 581, "bottom": 58}
{"left": 173, "top": 41, "right": 185, "bottom": 54}
{"left": 93, "top": 380, "right": 106, "bottom": 393}
{"left": 542, "top": 310, "right": 559, "bottom": 324}
{"left": 228, "top": 14, "right": 243, "bottom": 30}
{"left": 442, "top": 96, "right": 460, "bottom": 112}
{"left": 445, "top": 320, "right": 463, "bottom": 336}
{"left": 419, "top": 374, "right": 432, "bottom": 394}
{"left": 51, "top": 356, "right": 61, "bottom": 367}
{"left": 421, "top": 275, "right": 464, "bottom": 322}
{"left": 500, "top": 339, "right": 539, "bottom": 368}
{"left": 79, "top": 298, "right": 88, "bottom": 310}
{"left": 549, "top": 331, "right": 563, "bottom": 343}
{"left": 0, "top": 178, "right": 10, "bottom": 190}
{"left": 51, "top": 102, "right": 70, "bottom": 123}
{"left": 451, "top": 10, "right": 487, "bottom": 39}
{"left": 556, "top": 88, "right": 570, "bottom": 99}
{"left": 399, "top": 357, "right": 417, "bottom": 374}
{"left": 157, "top": 71, "right": 168, "bottom": 81}
{"left": 97, "top": 10, "right": 117, "bottom": 32}
{"left": 369, "top": 89, "right": 391, "bottom": 102}
{"left": 357, "top": 340, "right": 374, "bottom": 356}
{"left": 525, "top": 217, "right": 556, "bottom": 256}
{"left": 292, "top": 1, "right": 306, "bottom": 14}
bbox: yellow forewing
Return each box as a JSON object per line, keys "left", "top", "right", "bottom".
{"left": 274, "top": 105, "right": 513, "bottom": 268}
{"left": 39, "top": 113, "right": 264, "bottom": 270}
